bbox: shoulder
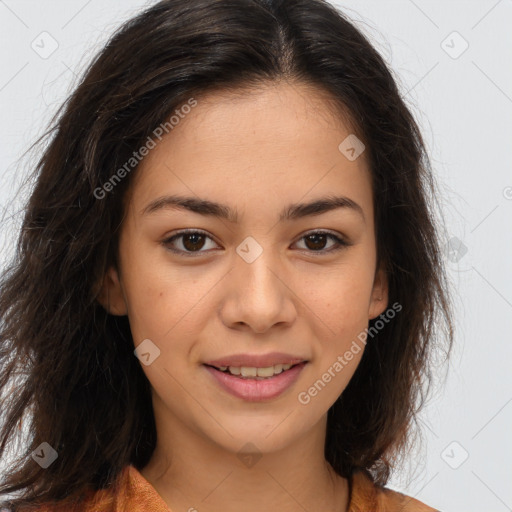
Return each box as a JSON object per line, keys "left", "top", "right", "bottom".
{"left": 11, "top": 485, "right": 117, "bottom": 512}
{"left": 348, "top": 470, "right": 440, "bottom": 512}
{"left": 10, "top": 465, "right": 168, "bottom": 512}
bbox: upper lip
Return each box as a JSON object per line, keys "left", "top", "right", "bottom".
{"left": 204, "top": 352, "right": 308, "bottom": 368}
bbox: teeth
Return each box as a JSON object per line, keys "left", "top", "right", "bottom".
{"left": 241, "top": 366, "right": 257, "bottom": 377}
{"left": 216, "top": 363, "right": 295, "bottom": 378}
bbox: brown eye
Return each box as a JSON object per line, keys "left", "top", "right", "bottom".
{"left": 304, "top": 233, "right": 329, "bottom": 251}
{"left": 181, "top": 233, "right": 206, "bottom": 251}
{"left": 162, "top": 229, "right": 349, "bottom": 257}
{"left": 162, "top": 230, "right": 218, "bottom": 256}
{"left": 293, "top": 231, "right": 349, "bottom": 254}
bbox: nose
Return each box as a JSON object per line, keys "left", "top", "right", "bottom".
{"left": 219, "top": 248, "right": 297, "bottom": 334}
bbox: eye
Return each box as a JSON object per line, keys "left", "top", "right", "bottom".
{"left": 161, "top": 229, "right": 350, "bottom": 257}
{"left": 162, "top": 229, "right": 219, "bottom": 256}
{"left": 293, "top": 230, "right": 350, "bottom": 254}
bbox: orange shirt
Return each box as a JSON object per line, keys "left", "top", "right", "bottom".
{"left": 33, "top": 464, "right": 439, "bottom": 511}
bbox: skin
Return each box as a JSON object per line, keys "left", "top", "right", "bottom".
{"left": 98, "top": 79, "right": 389, "bottom": 512}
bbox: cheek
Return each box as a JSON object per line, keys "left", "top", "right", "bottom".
{"left": 307, "top": 261, "right": 374, "bottom": 327}
{"left": 305, "top": 262, "right": 374, "bottom": 374}
{"left": 125, "top": 278, "right": 202, "bottom": 345}
{"left": 119, "top": 242, "right": 205, "bottom": 338}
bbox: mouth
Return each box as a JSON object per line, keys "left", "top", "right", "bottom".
{"left": 204, "top": 361, "right": 305, "bottom": 379}
{"left": 203, "top": 361, "right": 308, "bottom": 401}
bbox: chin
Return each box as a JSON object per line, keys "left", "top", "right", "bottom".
{"left": 199, "top": 418, "right": 308, "bottom": 456}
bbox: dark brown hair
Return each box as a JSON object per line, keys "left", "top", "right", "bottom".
{"left": 0, "top": 0, "right": 454, "bottom": 509}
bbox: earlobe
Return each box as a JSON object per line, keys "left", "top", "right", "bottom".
{"left": 96, "top": 266, "right": 128, "bottom": 316}
{"left": 368, "top": 264, "right": 389, "bottom": 320}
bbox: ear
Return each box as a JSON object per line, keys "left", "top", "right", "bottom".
{"left": 368, "top": 263, "right": 389, "bottom": 320}
{"left": 96, "top": 265, "right": 128, "bottom": 316}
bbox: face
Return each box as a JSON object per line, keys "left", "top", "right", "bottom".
{"left": 98, "top": 80, "right": 388, "bottom": 455}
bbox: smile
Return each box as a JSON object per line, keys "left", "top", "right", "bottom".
{"left": 204, "top": 362, "right": 307, "bottom": 401}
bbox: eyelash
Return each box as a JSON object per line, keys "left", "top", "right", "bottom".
{"left": 161, "top": 229, "right": 350, "bottom": 257}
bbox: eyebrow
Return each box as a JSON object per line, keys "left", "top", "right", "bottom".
{"left": 141, "top": 194, "right": 365, "bottom": 223}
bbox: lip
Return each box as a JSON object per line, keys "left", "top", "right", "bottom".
{"left": 204, "top": 362, "right": 307, "bottom": 402}
{"left": 204, "top": 352, "right": 308, "bottom": 368}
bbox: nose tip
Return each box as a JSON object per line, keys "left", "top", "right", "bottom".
{"left": 222, "top": 252, "right": 297, "bottom": 333}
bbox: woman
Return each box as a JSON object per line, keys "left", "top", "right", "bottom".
{"left": 0, "top": 0, "right": 453, "bottom": 510}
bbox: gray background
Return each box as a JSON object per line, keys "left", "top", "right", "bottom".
{"left": 0, "top": 1, "right": 511, "bottom": 511}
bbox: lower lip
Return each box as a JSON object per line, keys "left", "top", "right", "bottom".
{"left": 204, "top": 363, "right": 307, "bottom": 402}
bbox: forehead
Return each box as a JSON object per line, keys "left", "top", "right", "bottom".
{"left": 127, "top": 81, "right": 373, "bottom": 224}
{"left": 162, "top": 80, "right": 361, "bottom": 151}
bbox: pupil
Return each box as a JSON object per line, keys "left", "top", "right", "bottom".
{"left": 183, "top": 233, "right": 205, "bottom": 251}
{"left": 306, "top": 233, "right": 326, "bottom": 250}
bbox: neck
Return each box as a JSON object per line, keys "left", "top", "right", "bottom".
{"left": 140, "top": 417, "right": 350, "bottom": 512}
